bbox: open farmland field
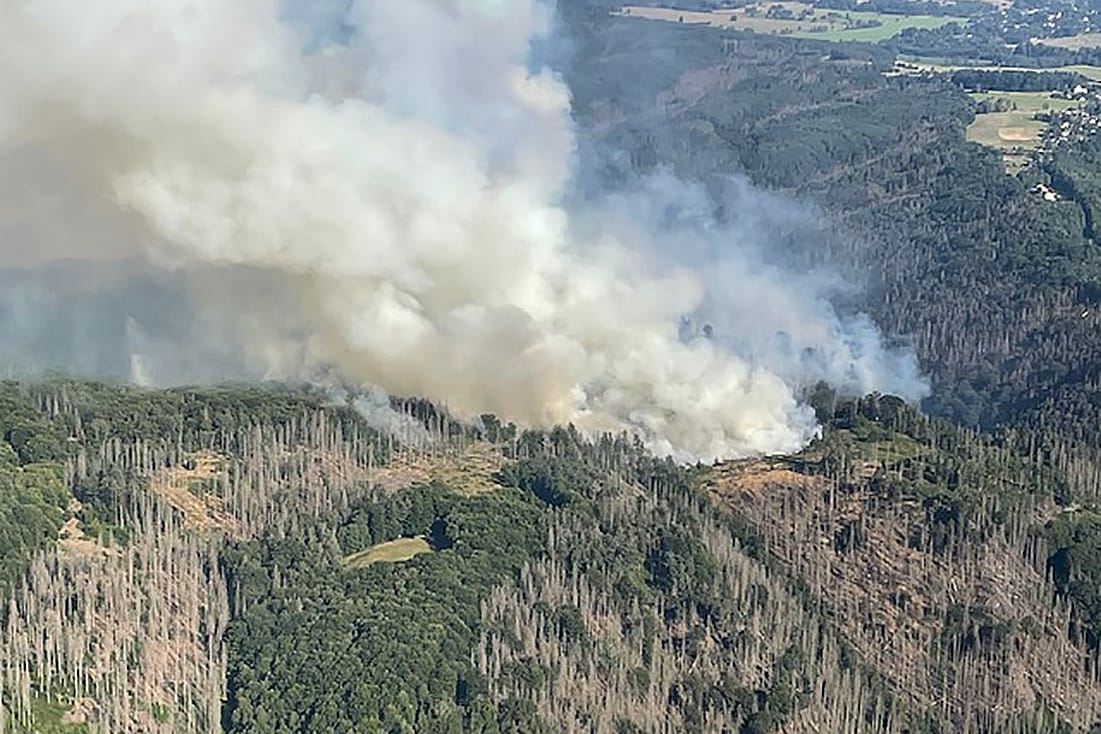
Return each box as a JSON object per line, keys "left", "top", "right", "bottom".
{"left": 970, "top": 90, "right": 1082, "bottom": 114}
{"left": 1034, "top": 33, "right": 1101, "bottom": 50}
{"left": 894, "top": 56, "right": 1101, "bottom": 81}
{"left": 964, "top": 91, "right": 1084, "bottom": 171}
{"left": 342, "top": 537, "right": 432, "bottom": 569}
{"left": 966, "top": 112, "right": 1045, "bottom": 149}
{"left": 617, "top": 3, "right": 964, "bottom": 43}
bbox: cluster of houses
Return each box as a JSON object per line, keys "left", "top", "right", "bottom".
{"left": 1039, "top": 84, "right": 1101, "bottom": 152}
{"left": 1031, "top": 181, "right": 1061, "bottom": 202}
{"left": 1026, "top": 82, "right": 1100, "bottom": 202}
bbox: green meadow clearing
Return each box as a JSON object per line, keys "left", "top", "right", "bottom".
{"left": 964, "top": 92, "right": 1084, "bottom": 171}
{"left": 342, "top": 537, "right": 433, "bottom": 569}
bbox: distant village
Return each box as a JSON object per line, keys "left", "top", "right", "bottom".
{"left": 1028, "top": 80, "right": 1101, "bottom": 202}
{"left": 1038, "top": 82, "right": 1101, "bottom": 152}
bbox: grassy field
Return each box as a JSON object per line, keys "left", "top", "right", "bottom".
{"left": 342, "top": 537, "right": 432, "bottom": 569}
{"left": 617, "top": 3, "right": 964, "bottom": 43}
{"left": 894, "top": 56, "right": 1101, "bottom": 81}
{"left": 964, "top": 91, "right": 1084, "bottom": 172}
{"left": 969, "top": 90, "right": 1081, "bottom": 114}
{"left": 966, "top": 113, "right": 1044, "bottom": 148}
{"left": 895, "top": 62, "right": 1096, "bottom": 171}
{"left": 1034, "top": 33, "right": 1101, "bottom": 51}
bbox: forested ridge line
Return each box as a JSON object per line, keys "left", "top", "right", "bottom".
{"left": 0, "top": 379, "right": 1098, "bottom": 732}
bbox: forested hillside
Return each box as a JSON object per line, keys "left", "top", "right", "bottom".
{"left": 560, "top": 7, "right": 1101, "bottom": 504}
{"left": 4, "top": 2, "right": 1101, "bottom": 733}
{"left": 0, "top": 380, "right": 1098, "bottom": 733}
{"left": 707, "top": 391, "right": 1101, "bottom": 731}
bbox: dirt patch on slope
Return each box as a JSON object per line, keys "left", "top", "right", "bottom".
{"left": 148, "top": 452, "right": 239, "bottom": 534}
{"left": 58, "top": 514, "right": 117, "bottom": 558}
{"left": 366, "top": 442, "right": 506, "bottom": 495}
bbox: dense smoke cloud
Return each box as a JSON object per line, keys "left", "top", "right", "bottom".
{"left": 0, "top": 0, "right": 925, "bottom": 461}
{"left": 582, "top": 173, "right": 928, "bottom": 399}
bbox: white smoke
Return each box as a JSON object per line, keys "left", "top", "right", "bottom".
{"left": 0, "top": 0, "right": 924, "bottom": 461}
{"left": 583, "top": 173, "right": 929, "bottom": 400}
{"left": 316, "top": 371, "right": 434, "bottom": 450}
{"left": 125, "top": 317, "right": 153, "bottom": 388}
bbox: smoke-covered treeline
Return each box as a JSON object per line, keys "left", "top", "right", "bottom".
{"left": 0, "top": 0, "right": 926, "bottom": 462}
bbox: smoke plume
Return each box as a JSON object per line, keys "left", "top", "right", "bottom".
{"left": 0, "top": 0, "right": 925, "bottom": 461}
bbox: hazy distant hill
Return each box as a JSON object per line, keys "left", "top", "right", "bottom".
{"left": 0, "top": 260, "right": 283, "bottom": 385}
